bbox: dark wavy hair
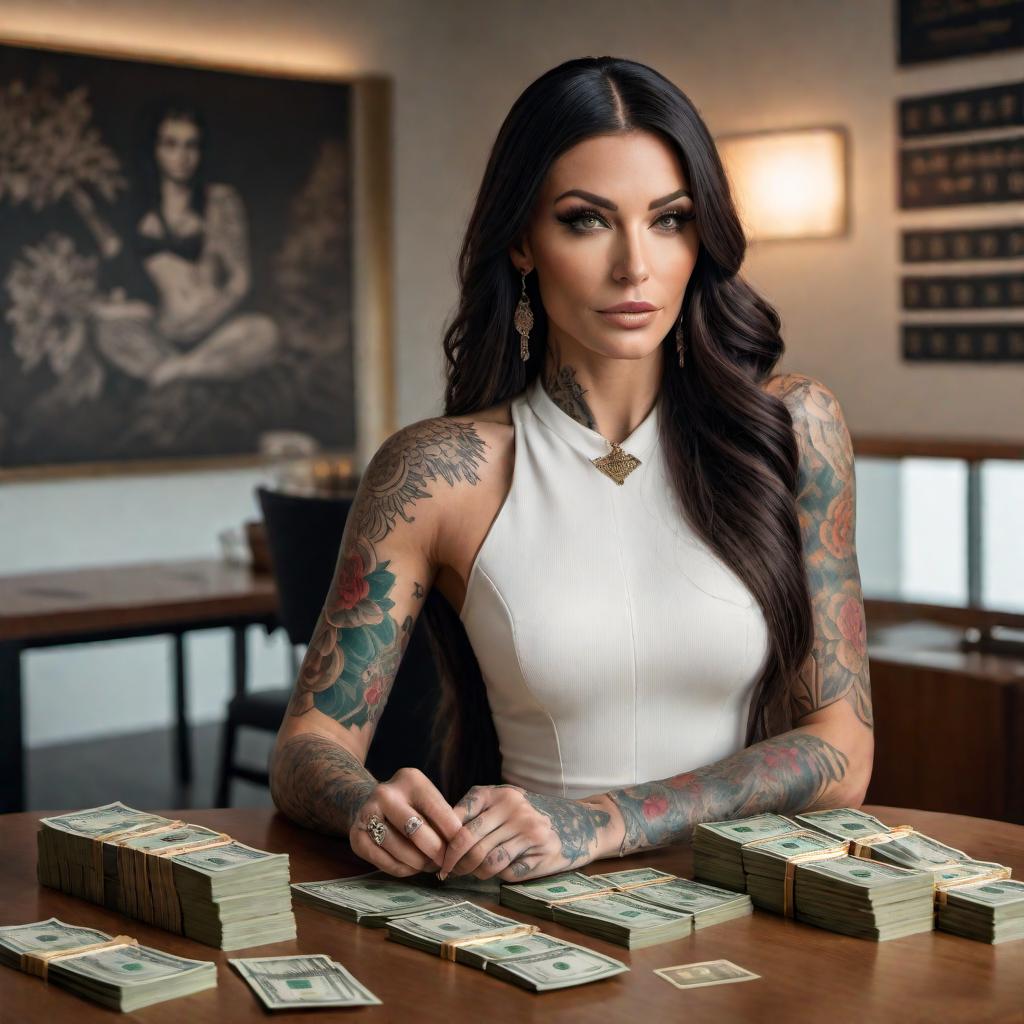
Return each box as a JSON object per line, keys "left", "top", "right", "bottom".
{"left": 134, "top": 98, "right": 209, "bottom": 224}
{"left": 423, "top": 56, "right": 814, "bottom": 804}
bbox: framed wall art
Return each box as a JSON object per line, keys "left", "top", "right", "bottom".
{"left": 0, "top": 38, "right": 393, "bottom": 480}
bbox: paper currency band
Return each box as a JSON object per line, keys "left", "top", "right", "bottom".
{"left": 782, "top": 848, "right": 851, "bottom": 918}
{"left": 546, "top": 874, "right": 679, "bottom": 907}
{"left": 20, "top": 935, "right": 138, "bottom": 981}
{"left": 438, "top": 924, "right": 540, "bottom": 961}
{"left": 933, "top": 865, "right": 1012, "bottom": 906}
{"left": 847, "top": 824, "right": 915, "bottom": 859}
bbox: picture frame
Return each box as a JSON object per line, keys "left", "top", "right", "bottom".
{"left": 0, "top": 37, "right": 393, "bottom": 481}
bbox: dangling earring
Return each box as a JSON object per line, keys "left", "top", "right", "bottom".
{"left": 675, "top": 316, "right": 686, "bottom": 368}
{"left": 514, "top": 268, "right": 534, "bottom": 361}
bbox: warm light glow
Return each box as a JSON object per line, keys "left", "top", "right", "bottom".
{"left": 716, "top": 128, "right": 847, "bottom": 241}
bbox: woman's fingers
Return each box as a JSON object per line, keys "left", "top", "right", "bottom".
{"left": 449, "top": 821, "right": 523, "bottom": 878}
{"left": 355, "top": 799, "right": 437, "bottom": 873}
{"left": 350, "top": 820, "right": 420, "bottom": 877}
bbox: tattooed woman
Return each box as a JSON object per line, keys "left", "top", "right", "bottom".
{"left": 270, "top": 57, "right": 873, "bottom": 884}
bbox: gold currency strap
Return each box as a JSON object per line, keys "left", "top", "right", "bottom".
{"left": 21, "top": 935, "right": 138, "bottom": 981}
{"left": 847, "top": 825, "right": 915, "bottom": 859}
{"left": 742, "top": 834, "right": 850, "bottom": 919}
{"left": 438, "top": 924, "right": 540, "bottom": 961}
{"left": 547, "top": 874, "right": 678, "bottom": 907}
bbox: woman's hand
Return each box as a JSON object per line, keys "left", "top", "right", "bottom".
{"left": 437, "top": 784, "right": 614, "bottom": 883}
{"left": 349, "top": 767, "right": 465, "bottom": 879}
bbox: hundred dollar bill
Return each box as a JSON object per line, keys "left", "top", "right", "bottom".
{"left": 229, "top": 954, "right": 381, "bottom": 1009}
{"left": 795, "top": 807, "right": 891, "bottom": 840}
{"left": 292, "top": 875, "right": 460, "bottom": 926}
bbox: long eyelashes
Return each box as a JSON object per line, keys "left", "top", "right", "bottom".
{"left": 555, "top": 205, "right": 697, "bottom": 233}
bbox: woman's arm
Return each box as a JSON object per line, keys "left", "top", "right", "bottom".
{"left": 162, "top": 185, "right": 250, "bottom": 343}
{"left": 269, "top": 417, "right": 489, "bottom": 854}
{"left": 437, "top": 375, "right": 873, "bottom": 879}
{"left": 594, "top": 374, "right": 873, "bottom": 856}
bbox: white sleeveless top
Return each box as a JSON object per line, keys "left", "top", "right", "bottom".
{"left": 459, "top": 374, "right": 770, "bottom": 800}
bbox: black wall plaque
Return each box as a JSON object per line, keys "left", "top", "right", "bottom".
{"left": 902, "top": 273, "right": 1024, "bottom": 309}
{"left": 902, "top": 225, "right": 1024, "bottom": 262}
{"left": 899, "top": 81, "right": 1023, "bottom": 139}
{"left": 902, "top": 324, "right": 1024, "bottom": 361}
{"left": 899, "top": 135, "right": 1024, "bottom": 208}
{"left": 898, "top": 0, "right": 1024, "bottom": 65}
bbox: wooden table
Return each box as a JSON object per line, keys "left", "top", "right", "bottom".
{"left": 0, "top": 805, "right": 1020, "bottom": 1022}
{"left": 0, "top": 559, "right": 279, "bottom": 813}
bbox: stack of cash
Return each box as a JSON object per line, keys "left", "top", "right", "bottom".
{"left": 292, "top": 873, "right": 462, "bottom": 926}
{"left": 502, "top": 867, "right": 752, "bottom": 932}
{"left": 692, "top": 813, "right": 801, "bottom": 891}
{"left": 499, "top": 871, "right": 694, "bottom": 949}
{"left": 935, "top": 879, "right": 1024, "bottom": 944}
{"left": 740, "top": 830, "right": 850, "bottom": 913}
{"left": 385, "top": 901, "right": 628, "bottom": 991}
{"left": 0, "top": 918, "right": 216, "bottom": 1011}
{"left": 591, "top": 870, "right": 753, "bottom": 929}
{"left": 794, "top": 856, "right": 937, "bottom": 940}
{"left": 230, "top": 955, "right": 381, "bottom": 1009}
{"left": 37, "top": 803, "right": 295, "bottom": 950}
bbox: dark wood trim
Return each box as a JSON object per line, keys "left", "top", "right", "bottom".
{"left": 852, "top": 436, "right": 1024, "bottom": 460}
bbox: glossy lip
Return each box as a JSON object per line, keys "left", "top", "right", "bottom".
{"left": 598, "top": 301, "right": 659, "bottom": 313}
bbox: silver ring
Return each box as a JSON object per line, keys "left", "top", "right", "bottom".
{"left": 403, "top": 815, "right": 423, "bottom": 838}
{"left": 366, "top": 813, "right": 388, "bottom": 847}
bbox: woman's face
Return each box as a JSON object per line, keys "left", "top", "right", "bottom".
{"left": 155, "top": 117, "right": 201, "bottom": 185}
{"left": 515, "top": 129, "right": 700, "bottom": 363}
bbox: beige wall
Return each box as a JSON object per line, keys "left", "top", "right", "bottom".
{"left": 2, "top": 0, "right": 1022, "bottom": 443}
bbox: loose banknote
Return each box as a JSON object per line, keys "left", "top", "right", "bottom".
{"left": 654, "top": 959, "right": 760, "bottom": 990}
{"left": 229, "top": 954, "right": 381, "bottom": 1009}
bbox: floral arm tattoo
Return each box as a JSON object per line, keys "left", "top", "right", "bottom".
{"left": 606, "top": 731, "right": 849, "bottom": 855}
{"left": 776, "top": 375, "right": 872, "bottom": 729}
{"left": 271, "top": 419, "right": 486, "bottom": 830}
{"left": 287, "top": 419, "right": 486, "bottom": 727}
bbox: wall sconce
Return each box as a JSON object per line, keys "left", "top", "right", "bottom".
{"left": 715, "top": 126, "right": 849, "bottom": 241}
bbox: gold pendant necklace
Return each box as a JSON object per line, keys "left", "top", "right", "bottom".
{"left": 591, "top": 439, "right": 642, "bottom": 485}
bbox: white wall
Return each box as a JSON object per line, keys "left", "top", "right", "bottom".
{"left": 2, "top": 0, "right": 1020, "bottom": 746}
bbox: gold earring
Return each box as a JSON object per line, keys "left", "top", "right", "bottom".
{"left": 514, "top": 268, "right": 533, "bottom": 361}
{"left": 675, "top": 317, "right": 686, "bottom": 368}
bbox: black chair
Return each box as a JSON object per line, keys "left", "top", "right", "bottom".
{"left": 215, "top": 485, "right": 443, "bottom": 805}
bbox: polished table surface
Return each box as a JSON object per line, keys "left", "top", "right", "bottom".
{"left": 0, "top": 805, "right": 1021, "bottom": 1023}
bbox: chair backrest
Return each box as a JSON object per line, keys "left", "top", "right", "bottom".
{"left": 256, "top": 485, "right": 443, "bottom": 785}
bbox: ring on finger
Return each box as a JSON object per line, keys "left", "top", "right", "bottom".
{"left": 366, "top": 813, "right": 388, "bottom": 847}
{"left": 403, "top": 815, "right": 423, "bottom": 838}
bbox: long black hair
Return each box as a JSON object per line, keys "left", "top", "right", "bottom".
{"left": 134, "top": 97, "right": 209, "bottom": 225}
{"left": 424, "top": 56, "right": 813, "bottom": 803}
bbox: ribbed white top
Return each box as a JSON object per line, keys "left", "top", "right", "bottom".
{"left": 459, "top": 374, "right": 770, "bottom": 800}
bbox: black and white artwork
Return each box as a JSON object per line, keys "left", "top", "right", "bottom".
{"left": 0, "top": 41, "right": 356, "bottom": 474}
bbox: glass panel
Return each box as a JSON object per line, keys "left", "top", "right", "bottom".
{"left": 901, "top": 458, "right": 967, "bottom": 606}
{"left": 981, "top": 460, "right": 1024, "bottom": 613}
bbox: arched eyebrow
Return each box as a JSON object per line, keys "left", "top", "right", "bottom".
{"left": 553, "top": 186, "right": 692, "bottom": 211}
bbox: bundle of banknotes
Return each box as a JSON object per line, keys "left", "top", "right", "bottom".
{"left": 37, "top": 802, "right": 296, "bottom": 949}
{"left": 385, "top": 901, "right": 629, "bottom": 991}
{"left": 935, "top": 879, "right": 1024, "bottom": 944}
{"left": 229, "top": 955, "right": 381, "bottom": 1009}
{"left": 0, "top": 918, "right": 216, "bottom": 1011}
{"left": 290, "top": 874, "right": 628, "bottom": 991}
{"left": 500, "top": 867, "right": 752, "bottom": 946}
{"left": 693, "top": 807, "right": 1018, "bottom": 943}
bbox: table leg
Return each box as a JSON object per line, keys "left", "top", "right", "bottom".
{"left": 172, "top": 632, "right": 192, "bottom": 787}
{"left": 0, "top": 643, "right": 25, "bottom": 813}
{"left": 232, "top": 624, "right": 248, "bottom": 699}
